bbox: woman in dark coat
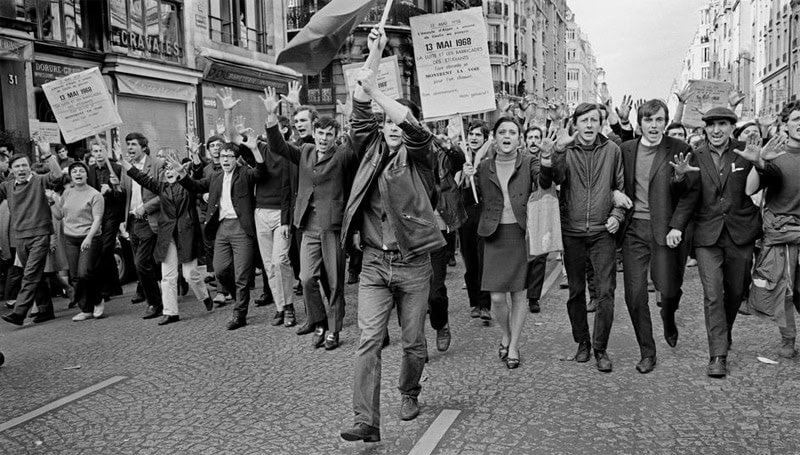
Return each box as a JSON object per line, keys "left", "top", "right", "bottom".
{"left": 121, "top": 155, "right": 212, "bottom": 325}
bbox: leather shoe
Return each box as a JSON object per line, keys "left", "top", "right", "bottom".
{"left": 2, "top": 312, "right": 24, "bottom": 326}
{"left": 254, "top": 292, "right": 273, "bottom": 307}
{"left": 479, "top": 308, "right": 492, "bottom": 321}
{"left": 661, "top": 308, "right": 679, "bottom": 347}
{"left": 203, "top": 297, "right": 213, "bottom": 311}
{"left": 157, "top": 315, "right": 180, "bottom": 326}
{"left": 636, "top": 356, "right": 657, "bottom": 374}
{"left": 436, "top": 326, "right": 451, "bottom": 352}
{"left": 312, "top": 327, "right": 326, "bottom": 348}
{"left": 296, "top": 323, "right": 314, "bottom": 336}
{"left": 142, "top": 306, "right": 162, "bottom": 320}
{"left": 575, "top": 341, "right": 591, "bottom": 363}
{"left": 32, "top": 312, "right": 55, "bottom": 323}
{"left": 324, "top": 331, "right": 340, "bottom": 350}
{"left": 271, "top": 311, "right": 284, "bottom": 326}
{"left": 131, "top": 294, "right": 146, "bottom": 304}
{"left": 707, "top": 356, "right": 727, "bottom": 378}
{"left": 528, "top": 299, "right": 540, "bottom": 313}
{"left": 226, "top": 316, "right": 247, "bottom": 330}
{"left": 595, "top": 350, "right": 613, "bottom": 372}
{"left": 340, "top": 423, "right": 381, "bottom": 442}
{"left": 399, "top": 395, "right": 419, "bottom": 421}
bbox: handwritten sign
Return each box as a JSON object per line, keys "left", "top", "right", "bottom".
{"left": 683, "top": 79, "right": 734, "bottom": 127}
{"left": 410, "top": 8, "right": 495, "bottom": 120}
{"left": 342, "top": 55, "right": 402, "bottom": 111}
{"left": 28, "top": 119, "right": 62, "bottom": 144}
{"left": 42, "top": 67, "right": 122, "bottom": 144}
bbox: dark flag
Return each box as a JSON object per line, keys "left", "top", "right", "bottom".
{"left": 277, "top": 0, "right": 377, "bottom": 75}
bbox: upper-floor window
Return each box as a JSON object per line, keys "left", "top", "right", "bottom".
{"left": 109, "top": 0, "right": 184, "bottom": 63}
{"left": 567, "top": 69, "right": 579, "bottom": 81}
{"left": 209, "top": 0, "right": 270, "bottom": 54}
{"left": 21, "top": 0, "right": 88, "bottom": 48}
{"left": 567, "top": 48, "right": 576, "bottom": 61}
{"left": 566, "top": 29, "right": 575, "bottom": 40}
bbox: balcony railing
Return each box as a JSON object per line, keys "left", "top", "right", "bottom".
{"left": 209, "top": 15, "right": 269, "bottom": 54}
{"left": 488, "top": 41, "right": 508, "bottom": 56}
{"left": 287, "top": 0, "right": 425, "bottom": 31}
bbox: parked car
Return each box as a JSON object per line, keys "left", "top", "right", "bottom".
{"left": 115, "top": 233, "right": 136, "bottom": 284}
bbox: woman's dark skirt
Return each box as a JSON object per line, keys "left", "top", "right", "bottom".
{"left": 481, "top": 223, "right": 529, "bottom": 292}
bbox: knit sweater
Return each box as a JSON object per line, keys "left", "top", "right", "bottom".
{"left": 61, "top": 185, "right": 104, "bottom": 237}
{"left": 0, "top": 157, "right": 63, "bottom": 239}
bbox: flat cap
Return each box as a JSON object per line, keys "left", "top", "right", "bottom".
{"left": 701, "top": 106, "right": 738, "bottom": 124}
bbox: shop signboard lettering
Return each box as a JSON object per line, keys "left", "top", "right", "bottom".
{"left": 33, "top": 61, "right": 88, "bottom": 87}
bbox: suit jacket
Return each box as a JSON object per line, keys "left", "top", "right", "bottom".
{"left": 178, "top": 160, "right": 267, "bottom": 240}
{"left": 475, "top": 152, "right": 544, "bottom": 237}
{"left": 266, "top": 125, "right": 358, "bottom": 231}
{"left": 121, "top": 155, "right": 164, "bottom": 232}
{"left": 675, "top": 138, "right": 762, "bottom": 247}
{"left": 620, "top": 136, "right": 694, "bottom": 246}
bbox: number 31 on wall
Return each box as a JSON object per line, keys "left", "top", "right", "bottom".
{"left": 7, "top": 74, "right": 19, "bottom": 85}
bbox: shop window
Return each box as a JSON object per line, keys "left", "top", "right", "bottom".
{"left": 20, "top": 0, "right": 88, "bottom": 48}
{"left": 209, "top": 0, "right": 270, "bottom": 54}
{"left": 110, "top": 0, "right": 184, "bottom": 63}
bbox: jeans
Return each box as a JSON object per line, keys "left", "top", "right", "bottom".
{"left": 11, "top": 235, "right": 51, "bottom": 317}
{"left": 64, "top": 234, "right": 102, "bottom": 313}
{"left": 622, "top": 219, "right": 686, "bottom": 357}
{"left": 214, "top": 219, "right": 256, "bottom": 318}
{"left": 353, "top": 247, "right": 431, "bottom": 428}
{"left": 562, "top": 231, "right": 617, "bottom": 351}
{"left": 428, "top": 235, "right": 450, "bottom": 330}
{"left": 695, "top": 227, "right": 754, "bottom": 356}
{"left": 128, "top": 216, "right": 162, "bottom": 310}
{"left": 161, "top": 240, "right": 209, "bottom": 316}
{"left": 255, "top": 208, "right": 294, "bottom": 311}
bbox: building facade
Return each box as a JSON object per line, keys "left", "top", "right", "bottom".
{"left": 564, "top": 7, "right": 597, "bottom": 111}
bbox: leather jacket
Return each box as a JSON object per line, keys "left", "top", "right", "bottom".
{"left": 341, "top": 99, "right": 445, "bottom": 259}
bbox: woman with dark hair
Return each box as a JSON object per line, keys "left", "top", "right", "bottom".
{"left": 463, "top": 117, "right": 551, "bottom": 369}
{"left": 54, "top": 161, "right": 104, "bottom": 321}
{"left": 120, "top": 152, "right": 212, "bottom": 326}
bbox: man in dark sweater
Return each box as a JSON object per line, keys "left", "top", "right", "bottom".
{"left": 1, "top": 139, "right": 64, "bottom": 326}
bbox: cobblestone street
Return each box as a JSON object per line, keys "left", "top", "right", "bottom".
{"left": 2, "top": 258, "right": 800, "bottom": 454}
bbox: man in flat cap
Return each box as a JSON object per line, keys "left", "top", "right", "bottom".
{"left": 671, "top": 106, "right": 762, "bottom": 378}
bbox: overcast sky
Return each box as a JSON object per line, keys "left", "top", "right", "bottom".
{"left": 567, "top": 0, "right": 706, "bottom": 104}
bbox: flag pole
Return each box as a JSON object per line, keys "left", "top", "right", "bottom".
{"left": 364, "top": 0, "right": 395, "bottom": 69}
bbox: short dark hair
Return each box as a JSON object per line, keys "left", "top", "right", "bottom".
{"left": 525, "top": 125, "right": 544, "bottom": 138}
{"left": 666, "top": 122, "right": 687, "bottom": 137}
{"left": 780, "top": 100, "right": 800, "bottom": 123}
{"left": 0, "top": 143, "right": 16, "bottom": 154}
{"left": 572, "top": 103, "right": 600, "bottom": 124}
{"left": 396, "top": 98, "right": 422, "bottom": 121}
{"left": 467, "top": 120, "right": 489, "bottom": 140}
{"left": 637, "top": 99, "right": 670, "bottom": 125}
{"left": 220, "top": 142, "right": 240, "bottom": 156}
{"left": 492, "top": 116, "right": 522, "bottom": 136}
{"left": 9, "top": 153, "right": 30, "bottom": 167}
{"left": 125, "top": 132, "right": 149, "bottom": 154}
{"left": 295, "top": 105, "right": 319, "bottom": 121}
{"left": 313, "top": 116, "right": 340, "bottom": 134}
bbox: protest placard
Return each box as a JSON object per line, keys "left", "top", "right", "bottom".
{"left": 42, "top": 67, "right": 122, "bottom": 144}
{"left": 683, "top": 79, "right": 733, "bottom": 127}
{"left": 28, "top": 119, "right": 62, "bottom": 144}
{"left": 342, "top": 55, "right": 402, "bottom": 111}
{"left": 410, "top": 7, "right": 496, "bottom": 120}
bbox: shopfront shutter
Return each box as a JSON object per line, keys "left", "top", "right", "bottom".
{"left": 117, "top": 96, "right": 187, "bottom": 157}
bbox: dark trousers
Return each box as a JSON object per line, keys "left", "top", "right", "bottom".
{"left": 0, "top": 256, "right": 14, "bottom": 299}
{"left": 695, "top": 227, "right": 754, "bottom": 356}
{"left": 64, "top": 234, "right": 103, "bottom": 313}
{"left": 563, "top": 231, "right": 617, "bottom": 351}
{"left": 214, "top": 219, "right": 256, "bottom": 318}
{"left": 128, "top": 217, "right": 162, "bottom": 310}
{"left": 622, "top": 219, "right": 686, "bottom": 358}
{"left": 428, "top": 234, "right": 451, "bottom": 331}
{"left": 527, "top": 253, "right": 548, "bottom": 300}
{"left": 348, "top": 249, "right": 363, "bottom": 276}
{"left": 98, "top": 216, "right": 123, "bottom": 297}
{"left": 11, "top": 234, "right": 51, "bottom": 317}
{"left": 300, "top": 226, "right": 345, "bottom": 332}
{"left": 458, "top": 207, "right": 490, "bottom": 310}
{"left": 289, "top": 226, "right": 301, "bottom": 280}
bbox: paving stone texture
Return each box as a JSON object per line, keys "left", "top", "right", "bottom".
{"left": 1, "top": 258, "right": 799, "bottom": 454}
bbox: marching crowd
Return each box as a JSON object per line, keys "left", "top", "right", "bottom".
{"left": 3, "top": 27, "right": 800, "bottom": 442}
